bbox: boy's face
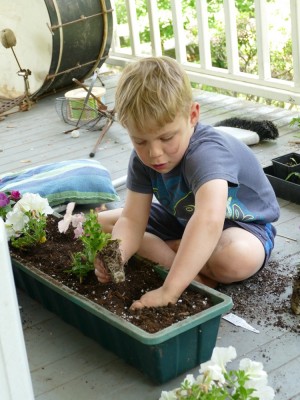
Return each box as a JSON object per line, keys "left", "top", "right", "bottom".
{"left": 127, "top": 103, "right": 200, "bottom": 174}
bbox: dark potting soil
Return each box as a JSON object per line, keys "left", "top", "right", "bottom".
{"left": 218, "top": 260, "right": 300, "bottom": 333}
{"left": 10, "top": 216, "right": 213, "bottom": 334}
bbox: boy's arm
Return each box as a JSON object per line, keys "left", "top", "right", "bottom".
{"left": 112, "top": 189, "right": 152, "bottom": 263}
{"left": 131, "top": 179, "right": 228, "bottom": 309}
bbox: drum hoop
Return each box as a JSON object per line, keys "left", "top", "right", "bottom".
{"left": 48, "top": 8, "right": 113, "bottom": 33}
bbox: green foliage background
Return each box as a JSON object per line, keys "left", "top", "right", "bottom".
{"left": 114, "top": 0, "right": 293, "bottom": 108}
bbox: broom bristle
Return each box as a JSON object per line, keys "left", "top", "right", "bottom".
{"left": 214, "top": 117, "right": 279, "bottom": 141}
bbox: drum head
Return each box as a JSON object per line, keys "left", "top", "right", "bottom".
{"left": 0, "top": 0, "right": 51, "bottom": 99}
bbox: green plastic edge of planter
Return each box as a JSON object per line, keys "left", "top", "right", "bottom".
{"left": 12, "top": 257, "right": 233, "bottom": 345}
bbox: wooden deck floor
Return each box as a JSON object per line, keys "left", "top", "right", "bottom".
{"left": 1, "top": 73, "right": 300, "bottom": 399}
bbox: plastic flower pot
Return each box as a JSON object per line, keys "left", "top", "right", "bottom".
{"left": 264, "top": 165, "right": 300, "bottom": 205}
{"left": 12, "top": 258, "right": 233, "bottom": 383}
{"left": 271, "top": 152, "right": 300, "bottom": 183}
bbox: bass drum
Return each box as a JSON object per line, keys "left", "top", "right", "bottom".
{"left": 0, "top": 0, "right": 113, "bottom": 99}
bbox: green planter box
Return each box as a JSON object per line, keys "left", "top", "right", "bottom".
{"left": 12, "top": 259, "right": 232, "bottom": 383}
{"left": 264, "top": 165, "right": 300, "bottom": 205}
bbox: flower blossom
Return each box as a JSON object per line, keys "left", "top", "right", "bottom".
{"left": 10, "top": 190, "right": 21, "bottom": 202}
{"left": 14, "top": 193, "right": 53, "bottom": 215}
{"left": 159, "top": 390, "right": 178, "bottom": 400}
{"left": 58, "top": 202, "right": 85, "bottom": 237}
{"left": 0, "top": 192, "right": 10, "bottom": 207}
{"left": 159, "top": 346, "right": 275, "bottom": 400}
{"left": 239, "top": 358, "right": 268, "bottom": 387}
{"left": 5, "top": 209, "right": 29, "bottom": 238}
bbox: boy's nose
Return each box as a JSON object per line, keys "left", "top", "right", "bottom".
{"left": 149, "top": 142, "right": 163, "bottom": 158}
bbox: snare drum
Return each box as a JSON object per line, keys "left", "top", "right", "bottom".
{"left": 0, "top": 0, "right": 113, "bottom": 99}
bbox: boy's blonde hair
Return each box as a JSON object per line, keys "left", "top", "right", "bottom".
{"left": 115, "top": 56, "right": 193, "bottom": 131}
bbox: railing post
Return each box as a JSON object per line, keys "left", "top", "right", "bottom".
{"left": 223, "top": 0, "right": 240, "bottom": 75}
{"left": 195, "top": 0, "right": 211, "bottom": 69}
{"left": 255, "top": 0, "right": 271, "bottom": 80}
{"left": 125, "top": 0, "right": 140, "bottom": 56}
{"left": 170, "top": 0, "right": 186, "bottom": 64}
{"left": 110, "top": 0, "right": 120, "bottom": 53}
{"left": 291, "top": 0, "right": 300, "bottom": 87}
{"left": 146, "top": 0, "right": 162, "bottom": 57}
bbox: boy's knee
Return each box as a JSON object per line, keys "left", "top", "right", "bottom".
{"left": 97, "top": 210, "right": 120, "bottom": 233}
{"left": 208, "top": 240, "right": 264, "bottom": 283}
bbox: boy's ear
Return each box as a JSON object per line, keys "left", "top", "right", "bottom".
{"left": 190, "top": 102, "right": 200, "bottom": 126}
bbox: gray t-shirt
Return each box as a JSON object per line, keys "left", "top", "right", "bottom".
{"left": 127, "top": 123, "right": 280, "bottom": 227}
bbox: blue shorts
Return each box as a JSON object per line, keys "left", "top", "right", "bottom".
{"left": 146, "top": 203, "right": 276, "bottom": 268}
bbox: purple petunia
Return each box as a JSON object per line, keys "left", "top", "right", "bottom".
{"left": 10, "top": 190, "right": 21, "bottom": 201}
{"left": 0, "top": 192, "right": 10, "bottom": 207}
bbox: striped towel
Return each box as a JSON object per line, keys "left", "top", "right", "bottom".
{"left": 0, "top": 159, "right": 120, "bottom": 207}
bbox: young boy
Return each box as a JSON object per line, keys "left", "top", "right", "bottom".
{"left": 94, "top": 56, "right": 280, "bottom": 310}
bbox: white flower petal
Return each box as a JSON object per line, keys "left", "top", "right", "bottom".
{"left": 5, "top": 210, "right": 29, "bottom": 236}
{"left": 159, "top": 389, "right": 178, "bottom": 400}
{"left": 253, "top": 385, "right": 275, "bottom": 400}
{"left": 239, "top": 358, "right": 267, "bottom": 384}
{"left": 14, "top": 193, "right": 53, "bottom": 215}
{"left": 206, "top": 365, "right": 225, "bottom": 383}
{"left": 211, "top": 346, "right": 237, "bottom": 367}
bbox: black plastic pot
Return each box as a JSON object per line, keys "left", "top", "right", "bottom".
{"left": 272, "top": 152, "right": 300, "bottom": 183}
{"left": 264, "top": 165, "right": 300, "bottom": 204}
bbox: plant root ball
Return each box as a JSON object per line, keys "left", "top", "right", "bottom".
{"left": 96, "top": 239, "right": 125, "bottom": 283}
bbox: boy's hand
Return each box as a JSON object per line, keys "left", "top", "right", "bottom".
{"left": 94, "top": 257, "right": 111, "bottom": 283}
{"left": 130, "top": 287, "right": 179, "bottom": 310}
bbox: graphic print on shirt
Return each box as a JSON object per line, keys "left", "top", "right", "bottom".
{"left": 152, "top": 174, "right": 194, "bottom": 222}
{"left": 226, "top": 187, "right": 255, "bottom": 222}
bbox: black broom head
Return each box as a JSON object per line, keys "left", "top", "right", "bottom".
{"left": 214, "top": 117, "right": 279, "bottom": 141}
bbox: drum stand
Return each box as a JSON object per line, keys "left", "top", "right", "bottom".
{"left": 0, "top": 28, "right": 34, "bottom": 112}
{"left": 66, "top": 69, "right": 116, "bottom": 158}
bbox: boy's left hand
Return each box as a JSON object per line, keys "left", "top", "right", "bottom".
{"left": 130, "top": 287, "right": 178, "bottom": 310}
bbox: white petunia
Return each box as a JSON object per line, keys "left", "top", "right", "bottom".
{"left": 14, "top": 193, "right": 53, "bottom": 215}
{"left": 205, "top": 365, "right": 225, "bottom": 384}
{"left": 159, "top": 389, "right": 178, "bottom": 400}
{"left": 239, "top": 358, "right": 268, "bottom": 389}
{"left": 211, "top": 346, "right": 237, "bottom": 370}
{"left": 253, "top": 385, "right": 275, "bottom": 400}
{"left": 200, "top": 346, "right": 236, "bottom": 376}
{"left": 5, "top": 210, "right": 29, "bottom": 238}
{"left": 159, "top": 346, "right": 275, "bottom": 400}
{"left": 183, "top": 374, "right": 195, "bottom": 386}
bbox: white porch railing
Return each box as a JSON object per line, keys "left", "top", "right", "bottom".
{"left": 107, "top": 0, "right": 300, "bottom": 106}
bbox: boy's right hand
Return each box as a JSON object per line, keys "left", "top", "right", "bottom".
{"left": 94, "top": 257, "right": 111, "bottom": 283}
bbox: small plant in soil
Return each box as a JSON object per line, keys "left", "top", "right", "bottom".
{"left": 58, "top": 204, "right": 124, "bottom": 284}
{"left": 286, "top": 171, "right": 300, "bottom": 183}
